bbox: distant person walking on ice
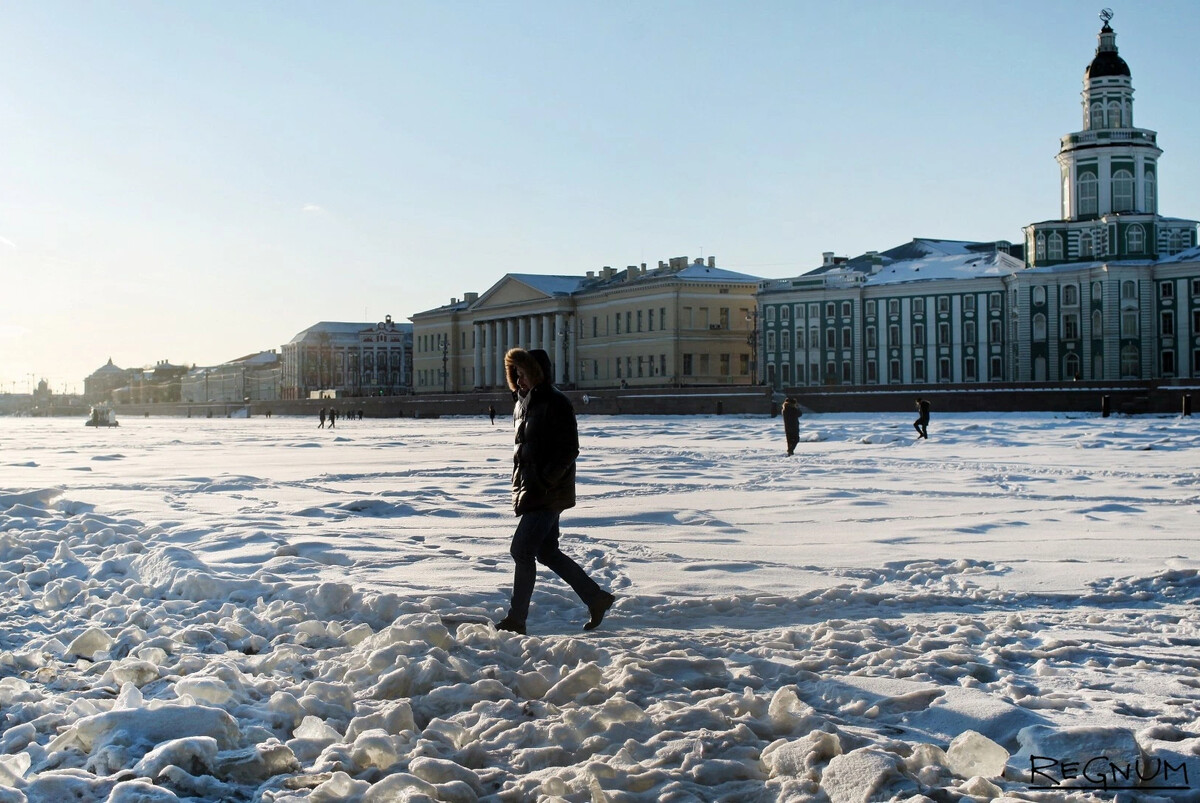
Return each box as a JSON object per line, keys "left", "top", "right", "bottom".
{"left": 914, "top": 398, "right": 931, "bottom": 440}
{"left": 488, "top": 404, "right": 496, "bottom": 425}
{"left": 494, "top": 348, "right": 615, "bottom": 636}
{"left": 318, "top": 407, "right": 326, "bottom": 428}
{"left": 781, "top": 397, "right": 802, "bottom": 456}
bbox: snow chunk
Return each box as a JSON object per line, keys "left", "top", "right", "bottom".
{"left": 63, "top": 704, "right": 240, "bottom": 753}
{"left": 821, "top": 748, "right": 903, "bottom": 803}
{"left": 132, "top": 736, "right": 218, "bottom": 780}
{"left": 761, "top": 731, "right": 842, "bottom": 777}
{"left": 945, "top": 730, "right": 1008, "bottom": 779}
{"left": 768, "top": 685, "right": 820, "bottom": 735}
{"left": 65, "top": 627, "right": 114, "bottom": 660}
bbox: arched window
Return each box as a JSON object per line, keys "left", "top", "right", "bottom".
{"left": 1120, "top": 344, "right": 1139, "bottom": 378}
{"left": 1107, "top": 101, "right": 1122, "bottom": 128}
{"left": 765, "top": 306, "right": 776, "bottom": 321}
{"left": 1092, "top": 281, "right": 1103, "bottom": 302}
{"left": 781, "top": 329, "right": 791, "bottom": 351}
{"left": 781, "top": 305, "right": 790, "bottom": 320}
{"left": 1126, "top": 224, "right": 1145, "bottom": 254}
{"left": 1033, "top": 313, "right": 1047, "bottom": 341}
{"left": 1121, "top": 280, "right": 1137, "bottom": 300}
{"left": 1036, "top": 233, "right": 1046, "bottom": 260}
{"left": 1092, "top": 309, "right": 1103, "bottom": 337}
{"left": 1144, "top": 171, "right": 1156, "bottom": 214}
{"left": 1048, "top": 233, "right": 1064, "bottom": 261}
{"left": 1090, "top": 103, "right": 1104, "bottom": 129}
{"left": 1080, "top": 232, "right": 1095, "bottom": 258}
{"left": 1032, "top": 286, "right": 1046, "bottom": 306}
{"left": 1112, "top": 170, "right": 1134, "bottom": 212}
{"left": 1063, "top": 284, "right": 1079, "bottom": 306}
{"left": 1078, "top": 173, "right": 1098, "bottom": 216}
{"left": 1064, "top": 352, "right": 1081, "bottom": 380}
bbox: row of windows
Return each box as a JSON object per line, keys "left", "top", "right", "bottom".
{"left": 1087, "top": 100, "right": 1128, "bottom": 130}
{"left": 765, "top": 293, "right": 1003, "bottom": 322}
{"left": 766, "top": 319, "right": 1004, "bottom": 352}
{"left": 1075, "top": 169, "right": 1151, "bottom": 216}
{"left": 768, "top": 355, "right": 1005, "bottom": 386}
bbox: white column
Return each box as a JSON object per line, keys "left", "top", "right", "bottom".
{"left": 554, "top": 313, "right": 566, "bottom": 384}
{"left": 474, "top": 324, "right": 483, "bottom": 388}
{"left": 530, "top": 315, "right": 541, "bottom": 352}
{"left": 483, "top": 323, "right": 494, "bottom": 387}
{"left": 568, "top": 314, "right": 577, "bottom": 386}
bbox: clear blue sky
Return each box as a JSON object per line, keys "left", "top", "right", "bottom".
{"left": 2, "top": 1, "right": 1198, "bottom": 393}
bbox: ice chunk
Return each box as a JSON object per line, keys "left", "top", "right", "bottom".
{"left": 362, "top": 772, "right": 438, "bottom": 803}
{"left": 761, "top": 731, "right": 842, "bottom": 777}
{"left": 215, "top": 740, "right": 300, "bottom": 784}
{"left": 65, "top": 627, "right": 114, "bottom": 660}
{"left": 69, "top": 704, "right": 240, "bottom": 753}
{"left": 175, "top": 676, "right": 234, "bottom": 706}
{"left": 768, "top": 685, "right": 820, "bottom": 734}
{"left": 107, "top": 779, "right": 183, "bottom": 802}
{"left": 1011, "top": 725, "right": 1140, "bottom": 786}
{"left": 946, "top": 730, "right": 1008, "bottom": 779}
{"left": 0, "top": 751, "right": 30, "bottom": 786}
{"left": 543, "top": 662, "right": 605, "bottom": 705}
{"left": 308, "top": 770, "right": 370, "bottom": 802}
{"left": 294, "top": 715, "right": 342, "bottom": 742}
{"left": 821, "top": 748, "right": 902, "bottom": 803}
{"left": 409, "top": 755, "right": 483, "bottom": 794}
{"left": 108, "top": 659, "right": 160, "bottom": 687}
{"left": 344, "top": 701, "right": 416, "bottom": 741}
{"left": 132, "top": 736, "right": 219, "bottom": 779}
{"left": 349, "top": 729, "right": 401, "bottom": 771}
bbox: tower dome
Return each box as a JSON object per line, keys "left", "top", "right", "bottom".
{"left": 1085, "top": 14, "right": 1129, "bottom": 79}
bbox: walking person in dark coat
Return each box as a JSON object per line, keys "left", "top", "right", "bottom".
{"left": 488, "top": 404, "right": 496, "bottom": 425}
{"left": 781, "top": 397, "right": 802, "bottom": 456}
{"left": 914, "top": 398, "right": 931, "bottom": 440}
{"left": 318, "top": 407, "right": 326, "bottom": 428}
{"left": 494, "top": 348, "right": 615, "bottom": 636}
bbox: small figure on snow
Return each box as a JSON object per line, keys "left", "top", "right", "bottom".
{"left": 494, "top": 348, "right": 616, "bottom": 636}
{"left": 488, "top": 404, "right": 496, "bottom": 425}
{"left": 914, "top": 398, "right": 931, "bottom": 440}
{"left": 318, "top": 407, "right": 326, "bottom": 428}
{"left": 781, "top": 397, "right": 802, "bottom": 456}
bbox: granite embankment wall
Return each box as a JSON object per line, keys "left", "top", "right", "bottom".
{"left": 56, "top": 381, "right": 1199, "bottom": 419}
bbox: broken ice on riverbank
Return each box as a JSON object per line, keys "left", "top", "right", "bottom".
{"left": 1, "top": 413, "right": 1198, "bottom": 801}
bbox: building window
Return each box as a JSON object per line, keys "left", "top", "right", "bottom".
{"left": 682, "top": 354, "right": 692, "bottom": 376}
{"left": 637, "top": 356, "right": 645, "bottom": 377}
{"left": 1080, "top": 232, "right": 1095, "bottom": 258}
{"left": 1161, "top": 311, "right": 1174, "bottom": 336}
{"left": 1193, "top": 309, "right": 1200, "bottom": 333}
{"left": 1122, "top": 280, "right": 1137, "bottom": 301}
{"left": 1160, "top": 281, "right": 1174, "bottom": 299}
{"left": 1033, "top": 286, "right": 1046, "bottom": 306}
{"left": 913, "top": 359, "right": 926, "bottom": 382}
{"left": 720, "top": 307, "right": 730, "bottom": 328}
{"left": 1193, "top": 279, "right": 1200, "bottom": 298}
{"left": 719, "top": 354, "right": 730, "bottom": 376}
{"left": 888, "top": 324, "right": 900, "bottom": 346}
{"left": 1048, "top": 232, "right": 1064, "bottom": 261}
{"left": 796, "top": 329, "right": 806, "bottom": 350}
{"left": 866, "top": 360, "right": 877, "bottom": 383}
{"left": 841, "top": 327, "right": 852, "bottom": 349}
{"left": 938, "top": 322, "right": 950, "bottom": 345}
{"left": 781, "top": 363, "right": 790, "bottom": 384}
{"left": 1079, "top": 172, "right": 1098, "bottom": 216}
{"left": 1065, "top": 352, "right": 1081, "bottom": 380}
{"left": 647, "top": 310, "right": 654, "bottom": 332}
{"left": 1112, "top": 170, "right": 1134, "bottom": 212}
{"left": 887, "top": 299, "right": 900, "bottom": 316}
{"left": 615, "top": 315, "right": 621, "bottom": 335}
{"left": 637, "top": 310, "right": 644, "bottom": 332}
{"left": 989, "top": 292, "right": 1001, "bottom": 311}
{"left": 841, "top": 301, "right": 851, "bottom": 318}
{"left": 739, "top": 354, "right": 748, "bottom": 375}
{"left": 865, "top": 326, "right": 877, "bottom": 349}
{"left": 1162, "top": 351, "right": 1176, "bottom": 376}
{"left": 990, "top": 356, "right": 1004, "bottom": 381}
{"left": 825, "top": 302, "right": 836, "bottom": 319}
{"left": 913, "top": 324, "right": 925, "bottom": 346}
{"left": 1145, "top": 171, "right": 1156, "bottom": 214}
{"left": 964, "top": 356, "right": 977, "bottom": 381}
{"left": 1033, "top": 313, "right": 1047, "bottom": 341}
{"left": 889, "top": 359, "right": 901, "bottom": 383}
{"left": 1120, "top": 344, "right": 1139, "bottom": 377}
{"left": 1089, "top": 103, "right": 1103, "bottom": 129}
{"left": 964, "top": 320, "right": 976, "bottom": 342}
{"left": 1092, "top": 310, "right": 1103, "bottom": 337}
{"left": 661, "top": 307, "right": 667, "bottom": 328}
{"left": 938, "top": 357, "right": 951, "bottom": 382}
{"left": 782, "top": 330, "right": 791, "bottom": 351}
{"left": 780, "top": 305, "right": 790, "bottom": 321}
{"left": 963, "top": 294, "right": 975, "bottom": 312}
{"left": 1092, "top": 281, "right": 1103, "bottom": 302}
{"left": 989, "top": 320, "right": 1002, "bottom": 342}
{"left": 912, "top": 298, "right": 925, "bottom": 316}
{"left": 808, "top": 303, "right": 820, "bottom": 318}
{"left": 1063, "top": 313, "right": 1080, "bottom": 340}
{"left": 1036, "top": 233, "right": 1046, "bottom": 260}
{"left": 626, "top": 312, "right": 633, "bottom": 332}
{"left": 825, "top": 362, "right": 836, "bottom": 383}
{"left": 1127, "top": 225, "right": 1145, "bottom": 254}
{"left": 1063, "top": 284, "right": 1079, "bottom": 306}
{"left": 766, "top": 331, "right": 776, "bottom": 351}
{"left": 865, "top": 300, "right": 877, "bottom": 317}
{"left": 1122, "top": 311, "right": 1139, "bottom": 338}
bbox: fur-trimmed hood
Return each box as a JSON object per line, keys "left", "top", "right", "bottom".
{"left": 504, "top": 348, "right": 553, "bottom": 392}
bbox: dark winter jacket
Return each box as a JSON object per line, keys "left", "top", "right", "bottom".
{"left": 782, "top": 402, "right": 801, "bottom": 438}
{"left": 505, "top": 348, "right": 578, "bottom": 515}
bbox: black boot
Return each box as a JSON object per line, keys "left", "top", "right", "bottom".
{"left": 495, "top": 615, "right": 526, "bottom": 635}
{"left": 584, "top": 592, "right": 616, "bottom": 631}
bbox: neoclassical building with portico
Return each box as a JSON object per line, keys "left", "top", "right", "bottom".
{"left": 410, "top": 257, "right": 763, "bottom": 393}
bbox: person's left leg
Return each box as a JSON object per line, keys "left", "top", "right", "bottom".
{"left": 536, "top": 518, "right": 614, "bottom": 629}
{"left": 498, "top": 509, "right": 559, "bottom": 632}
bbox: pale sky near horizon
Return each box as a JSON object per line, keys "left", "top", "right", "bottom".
{"left": 3, "top": 1, "right": 1198, "bottom": 394}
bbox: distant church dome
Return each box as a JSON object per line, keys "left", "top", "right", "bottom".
{"left": 1085, "top": 22, "right": 1130, "bottom": 79}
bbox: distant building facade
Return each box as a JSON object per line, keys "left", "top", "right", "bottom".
{"left": 279, "top": 316, "right": 413, "bottom": 400}
{"left": 758, "top": 13, "right": 1200, "bottom": 389}
{"left": 83, "top": 358, "right": 131, "bottom": 403}
{"left": 181, "top": 351, "right": 282, "bottom": 404}
{"left": 410, "top": 257, "right": 763, "bottom": 393}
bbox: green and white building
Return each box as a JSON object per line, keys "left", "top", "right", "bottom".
{"left": 759, "top": 12, "right": 1200, "bottom": 389}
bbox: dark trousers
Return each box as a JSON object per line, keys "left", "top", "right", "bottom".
{"left": 507, "top": 509, "right": 603, "bottom": 623}
{"left": 914, "top": 417, "right": 928, "bottom": 438}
